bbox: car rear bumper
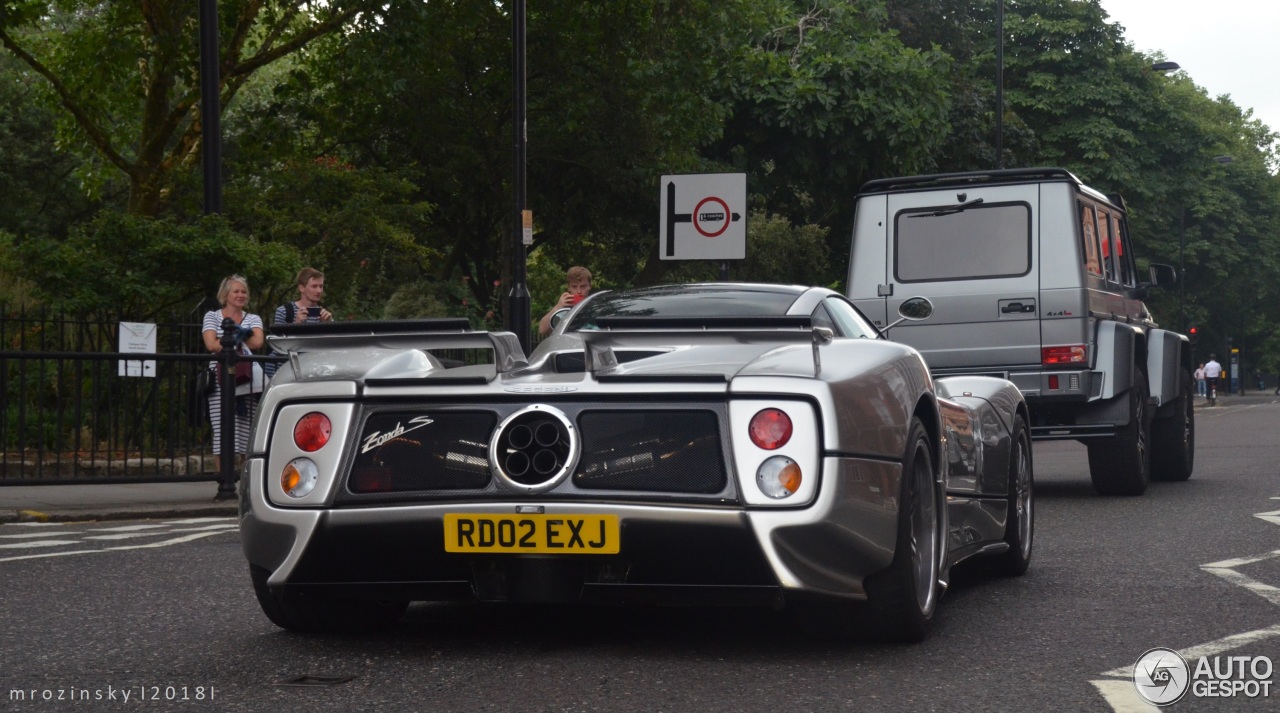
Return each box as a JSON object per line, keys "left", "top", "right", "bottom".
{"left": 240, "top": 455, "right": 902, "bottom": 604}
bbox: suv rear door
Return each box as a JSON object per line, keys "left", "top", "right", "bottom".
{"left": 876, "top": 183, "right": 1041, "bottom": 372}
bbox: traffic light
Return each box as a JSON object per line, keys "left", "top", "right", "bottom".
{"left": 1187, "top": 325, "right": 1197, "bottom": 347}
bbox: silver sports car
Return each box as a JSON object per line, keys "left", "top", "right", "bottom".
{"left": 242, "top": 283, "right": 1032, "bottom": 641}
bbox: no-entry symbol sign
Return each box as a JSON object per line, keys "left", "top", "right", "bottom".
{"left": 659, "top": 173, "right": 745, "bottom": 260}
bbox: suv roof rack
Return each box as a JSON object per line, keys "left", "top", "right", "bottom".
{"left": 857, "top": 167, "right": 1081, "bottom": 194}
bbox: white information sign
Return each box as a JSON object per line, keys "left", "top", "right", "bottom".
{"left": 659, "top": 173, "right": 746, "bottom": 260}
{"left": 118, "top": 322, "right": 157, "bottom": 378}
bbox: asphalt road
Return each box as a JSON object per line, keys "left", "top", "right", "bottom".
{"left": 2, "top": 399, "right": 1278, "bottom": 712}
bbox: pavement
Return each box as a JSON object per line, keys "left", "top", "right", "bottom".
{"left": 0, "top": 391, "right": 1275, "bottom": 525}
{"left": 0, "top": 481, "right": 238, "bottom": 524}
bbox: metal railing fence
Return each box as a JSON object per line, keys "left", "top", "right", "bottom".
{"left": 2, "top": 305, "right": 508, "bottom": 484}
{"left": 0, "top": 305, "right": 219, "bottom": 483}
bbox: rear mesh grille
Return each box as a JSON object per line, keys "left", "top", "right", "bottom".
{"left": 347, "top": 411, "right": 495, "bottom": 493}
{"left": 574, "top": 410, "right": 725, "bottom": 493}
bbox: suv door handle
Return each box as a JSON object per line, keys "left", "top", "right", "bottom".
{"left": 1001, "top": 301, "right": 1036, "bottom": 314}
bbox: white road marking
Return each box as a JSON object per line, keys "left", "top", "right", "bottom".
{"left": 0, "top": 549, "right": 99, "bottom": 562}
{"left": 162, "top": 517, "right": 234, "bottom": 525}
{"left": 0, "top": 532, "right": 76, "bottom": 539}
{"left": 0, "top": 530, "right": 234, "bottom": 562}
{"left": 1099, "top": 625, "right": 1280, "bottom": 678}
{"left": 1, "top": 522, "right": 68, "bottom": 527}
{"left": 1093, "top": 496, "right": 1280, "bottom": 711}
{"left": 1089, "top": 679, "right": 1158, "bottom": 712}
{"left": 1256, "top": 510, "right": 1280, "bottom": 526}
{"left": 83, "top": 524, "right": 236, "bottom": 539}
{"left": 82, "top": 533, "right": 168, "bottom": 541}
{"left": 167, "top": 524, "right": 238, "bottom": 532}
{"left": 87, "top": 524, "right": 170, "bottom": 532}
{"left": 1203, "top": 563, "right": 1280, "bottom": 608}
{"left": 0, "top": 540, "right": 80, "bottom": 549}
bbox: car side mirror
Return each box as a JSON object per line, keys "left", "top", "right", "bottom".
{"left": 1148, "top": 263, "right": 1176, "bottom": 286}
{"left": 548, "top": 308, "right": 571, "bottom": 331}
{"left": 897, "top": 297, "right": 934, "bottom": 321}
{"left": 882, "top": 296, "right": 934, "bottom": 335}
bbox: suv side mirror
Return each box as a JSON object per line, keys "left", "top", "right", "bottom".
{"left": 1148, "top": 263, "right": 1176, "bottom": 286}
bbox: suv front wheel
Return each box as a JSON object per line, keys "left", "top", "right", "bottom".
{"left": 1087, "top": 369, "right": 1152, "bottom": 496}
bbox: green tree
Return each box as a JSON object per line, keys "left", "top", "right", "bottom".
{"left": 0, "top": 50, "right": 100, "bottom": 239}
{"left": 0, "top": 0, "right": 376, "bottom": 216}
{"left": 0, "top": 212, "right": 297, "bottom": 317}
{"left": 705, "top": 0, "right": 954, "bottom": 284}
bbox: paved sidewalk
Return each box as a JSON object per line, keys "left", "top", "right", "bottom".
{"left": 0, "top": 481, "right": 237, "bottom": 524}
{"left": 1194, "top": 391, "right": 1280, "bottom": 407}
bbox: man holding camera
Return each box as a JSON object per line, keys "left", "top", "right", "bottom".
{"left": 538, "top": 266, "right": 592, "bottom": 337}
{"left": 274, "top": 267, "right": 334, "bottom": 325}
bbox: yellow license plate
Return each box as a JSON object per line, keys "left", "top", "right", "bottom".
{"left": 443, "top": 514, "right": 620, "bottom": 554}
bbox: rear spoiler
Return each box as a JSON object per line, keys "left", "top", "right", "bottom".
{"left": 266, "top": 319, "right": 528, "bottom": 373}
{"left": 579, "top": 315, "right": 834, "bottom": 375}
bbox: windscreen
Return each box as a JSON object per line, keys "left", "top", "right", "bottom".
{"left": 566, "top": 285, "right": 800, "bottom": 331}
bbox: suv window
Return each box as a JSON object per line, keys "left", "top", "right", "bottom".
{"left": 894, "top": 203, "right": 1032, "bottom": 282}
{"left": 1080, "top": 203, "right": 1103, "bottom": 277}
{"left": 1113, "top": 214, "right": 1134, "bottom": 286}
{"left": 1097, "top": 207, "right": 1117, "bottom": 282}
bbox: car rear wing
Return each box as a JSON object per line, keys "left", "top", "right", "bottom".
{"left": 579, "top": 316, "right": 834, "bottom": 375}
{"left": 266, "top": 319, "right": 529, "bottom": 374}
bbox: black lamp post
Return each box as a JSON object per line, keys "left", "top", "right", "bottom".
{"left": 198, "top": 0, "right": 221, "bottom": 215}
{"left": 995, "top": 0, "right": 1003, "bottom": 169}
{"left": 507, "top": 0, "right": 531, "bottom": 353}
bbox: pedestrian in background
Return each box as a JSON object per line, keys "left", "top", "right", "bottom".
{"left": 274, "top": 267, "right": 333, "bottom": 325}
{"left": 1194, "top": 363, "right": 1206, "bottom": 397}
{"left": 538, "top": 266, "right": 592, "bottom": 337}
{"left": 203, "top": 274, "right": 265, "bottom": 473}
{"left": 1204, "top": 355, "right": 1223, "bottom": 397}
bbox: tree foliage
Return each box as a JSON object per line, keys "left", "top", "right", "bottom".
{"left": 0, "top": 212, "right": 297, "bottom": 317}
{"left": 0, "top": 0, "right": 374, "bottom": 215}
{"left": 0, "top": 0, "right": 1276, "bottom": 370}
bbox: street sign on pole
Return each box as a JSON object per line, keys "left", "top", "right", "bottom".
{"left": 659, "top": 173, "right": 746, "bottom": 260}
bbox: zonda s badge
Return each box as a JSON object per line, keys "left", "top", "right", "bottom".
{"left": 361, "top": 415, "right": 434, "bottom": 453}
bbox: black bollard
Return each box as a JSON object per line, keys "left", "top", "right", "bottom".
{"left": 215, "top": 317, "right": 239, "bottom": 500}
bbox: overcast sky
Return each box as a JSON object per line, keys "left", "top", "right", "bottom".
{"left": 1099, "top": 0, "right": 1280, "bottom": 136}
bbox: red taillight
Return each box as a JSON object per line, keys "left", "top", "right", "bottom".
{"left": 1042, "top": 345, "right": 1087, "bottom": 365}
{"left": 749, "top": 408, "right": 793, "bottom": 450}
{"left": 293, "top": 412, "right": 332, "bottom": 452}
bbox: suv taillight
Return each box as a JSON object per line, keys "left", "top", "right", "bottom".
{"left": 1042, "top": 345, "right": 1087, "bottom": 365}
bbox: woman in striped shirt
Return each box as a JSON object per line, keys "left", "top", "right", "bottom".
{"left": 203, "top": 275, "right": 265, "bottom": 474}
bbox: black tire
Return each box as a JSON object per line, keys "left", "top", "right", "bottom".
{"left": 861, "top": 417, "right": 942, "bottom": 642}
{"left": 1087, "top": 369, "right": 1151, "bottom": 496}
{"left": 992, "top": 413, "right": 1033, "bottom": 576}
{"left": 1151, "top": 368, "right": 1195, "bottom": 482}
{"left": 250, "top": 565, "right": 408, "bottom": 634}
